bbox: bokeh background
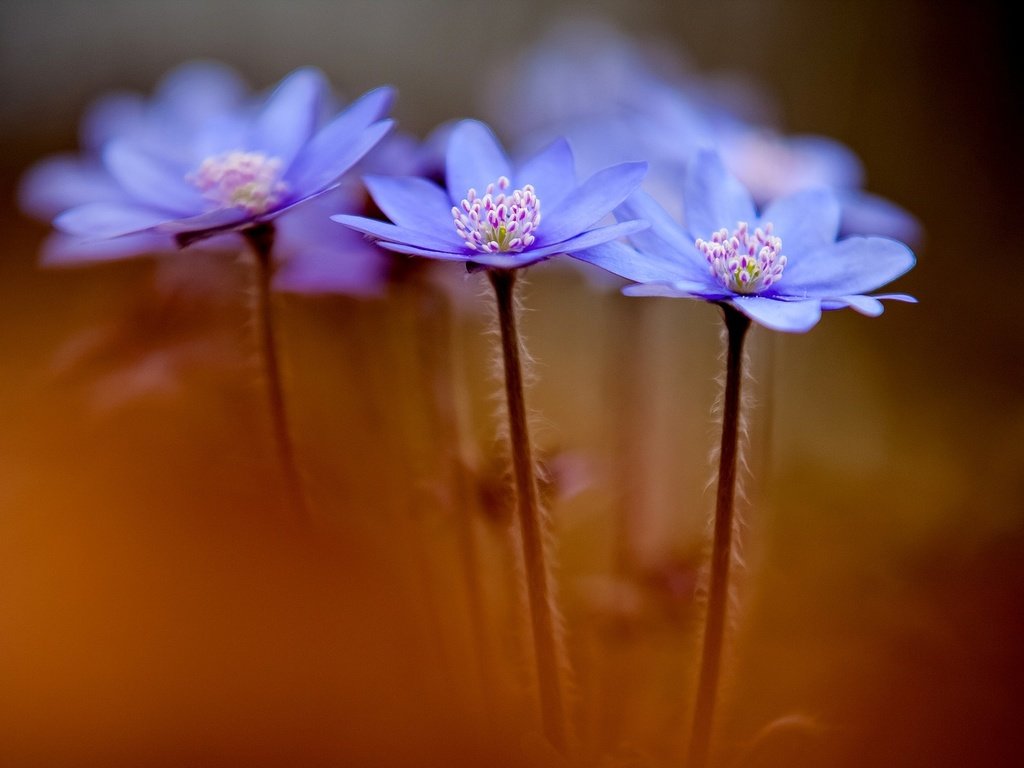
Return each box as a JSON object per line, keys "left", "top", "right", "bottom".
{"left": 1, "top": 1, "right": 1021, "bottom": 766}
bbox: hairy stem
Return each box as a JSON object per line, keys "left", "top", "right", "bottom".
{"left": 488, "top": 268, "right": 568, "bottom": 752}
{"left": 242, "top": 224, "right": 308, "bottom": 523}
{"left": 686, "top": 303, "right": 750, "bottom": 768}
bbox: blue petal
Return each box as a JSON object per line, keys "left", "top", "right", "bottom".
{"left": 837, "top": 189, "right": 923, "bottom": 246}
{"left": 571, "top": 238, "right": 710, "bottom": 285}
{"left": 729, "top": 296, "right": 823, "bottom": 332}
{"left": 540, "top": 161, "right": 647, "bottom": 244}
{"left": 614, "top": 191, "right": 711, "bottom": 284}
{"left": 622, "top": 280, "right": 720, "bottom": 299}
{"left": 515, "top": 138, "right": 577, "bottom": 210}
{"left": 375, "top": 241, "right": 474, "bottom": 261}
{"left": 19, "top": 156, "right": 127, "bottom": 219}
{"left": 332, "top": 214, "right": 461, "bottom": 254}
{"left": 286, "top": 86, "right": 396, "bottom": 193}
{"left": 154, "top": 207, "right": 249, "bottom": 236}
{"left": 55, "top": 202, "right": 173, "bottom": 238}
{"left": 363, "top": 175, "right": 462, "bottom": 245}
{"left": 445, "top": 120, "right": 513, "bottom": 202}
{"left": 40, "top": 231, "right": 174, "bottom": 266}
{"left": 526, "top": 219, "right": 649, "bottom": 261}
{"left": 760, "top": 188, "right": 840, "bottom": 256}
{"left": 781, "top": 236, "right": 915, "bottom": 297}
{"left": 103, "top": 141, "right": 200, "bottom": 215}
{"left": 617, "top": 190, "right": 691, "bottom": 254}
{"left": 152, "top": 60, "right": 247, "bottom": 133}
{"left": 684, "top": 150, "right": 756, "bottom": 239}
{"left": 820, "top": 294, "right": 884, "bottom": 316}
{"left": 252, "top": 67, "right": 327, "bottom": 167}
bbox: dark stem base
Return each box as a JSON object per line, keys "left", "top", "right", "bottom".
{"left": 686, "top": 303, "right": 751, "bottom": 768}
{"left": 242, "top": 224, "right": 309, "bottom": 523}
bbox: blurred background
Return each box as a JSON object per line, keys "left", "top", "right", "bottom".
{"left": 1, "top": 1, "right": 1021, "bottom": 766}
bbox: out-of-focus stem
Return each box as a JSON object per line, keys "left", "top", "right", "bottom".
{"left": 411, "top": 278, "right": 493, "bottom": 707}
{"left": 242, "top": 223, "right": 308, "bottom": 523}
{"left": 686, "top": 303, "right": 750, "bottom": 768}
{"left": 488, "top": 268, "right": 568, "bottom": 753}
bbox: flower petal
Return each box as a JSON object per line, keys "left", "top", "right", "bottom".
{"left": 729, "top": 296, "right": 823, "bottom": 332}
{"left": 684, "top": 149, "right": 756, "bottom": 239}
{"left": 528, "top": 219, "right": 650, "bottom": 261}
{"left": 781, "top": 236, "right": 915, "bottom": 297}
{"left": 571, "top": 238, "right": 710, "bottom": 285}
{"left": 761, "top": 187, "right": 840, "bottom": 256}
{"left": 622, "top": 280, "right": 721, "bottom": 299}
{"left": 251, "top": 67, "right": 327, "bottom": 168}
{"left": 820, "top": 294, "right": 884, "bottom": 316}
{"left": 286, "top": 86, "right": 396, "bottom": 193}
{"left": 837, "top": 189, "right": 923, "bottom": 245}
{"left": 19, "top": 156, "right": 127, "bottom": 219}
{"left": 40, "top": 231, "right": 174, "bottom": 266}
{"left": 515, "top": 138, "right": 577, "bottom": 210}
{"left": 152, "top": 60, "right": 248, "bottom": 133}
{"left": 55, "top": 202, "right": 173, "bottom": 238}
{"left": 103, "top": 141, "right": 201, "bottom": 215}
{"left": 445, "top": 120, "right": 513, "bottom": 202}
{"left": 332, "top": 214, "right": 461, "bottom": 254}
{"left": 363, "top": 175, "right": 463, "bottom": 245}
{"left": 540, "top": 161, "right": 647, "bottom": 244}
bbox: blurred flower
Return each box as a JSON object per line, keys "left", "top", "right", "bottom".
{"left": 22, "top": 61, "right": 395, "bottom": 250}
{"left": 19, "top": 61, "right": 407, "bottom": 296}
{"left": 335, "top": 119, "right": 648, "bottom": 270}
{"left": 482, "top": 17, "right": 920, "bottom": 244}
{"left": 573, "top": 151, "right": 916, "bottom": 333}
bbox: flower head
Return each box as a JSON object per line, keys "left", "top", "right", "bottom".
{"left": 333, "top": 119, "right": 648, "bottom": 271}
{"left": 571, "top": 150, "right": 916, "bottom": 333}
{"left": 31, "top": 64, "right": 395, "bottom": 248}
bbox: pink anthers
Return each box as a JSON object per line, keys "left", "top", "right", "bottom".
{"left": 452, "top": 176, "right": 541, "bottom": 253}
{"left": 696, "top": 221, "right": 787, "bottom": 294}
{"left": 189, "top": 151, "right": 289, "bottom": 215}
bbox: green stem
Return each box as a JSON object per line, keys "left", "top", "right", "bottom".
{"left": 686, "top": 303, "right": 750, "bottom": 768}
{"left": 242, "top": 224, "right": 309, "bottom": 523}
{"left": 488, "top": 268, "right": 568, "bottom": 753}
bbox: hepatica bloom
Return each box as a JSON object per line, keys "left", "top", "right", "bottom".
{"left": 334, "top": 119, "right": 648, "bottom": 270}
{"left": 50, "top": 67, "right": 395, "bottom": 247}
{"left": 573, "top": 150, "right": 916, "bottom": 332}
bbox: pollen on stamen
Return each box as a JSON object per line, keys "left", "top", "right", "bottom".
{"left": 696, "top": 221, "right": 787, "bottom": 294}
{"left": 188, "top": 151, "right": 289, "bottom": 215}
{"left": 451, "top": 176, "right": 541, "bottom": 253}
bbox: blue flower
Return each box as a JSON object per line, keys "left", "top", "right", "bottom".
{"left": 333, "top": 119, "right": 648, "bottom": 270}
{"left": 37, "top": 64, "right": 395, "bottom": 248}
{"left": 572, "top": 150, "right": 916, "bottom": 333}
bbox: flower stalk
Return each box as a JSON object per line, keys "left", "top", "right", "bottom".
{"left": 687, "top": 302, "right": 750, "bottom": 768}
{"left": 488, "top": 267, "right": 568, "bottom": 752}
{"left": 242, "top": 223, "right": 308, "bottom": 522}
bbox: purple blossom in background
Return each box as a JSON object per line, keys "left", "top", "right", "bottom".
{"left": 19, "top": 61, "right": 404, "bottom": 296}
{"left": 21, "top": 61, "right": 395, "bottom": 252}
{"left": 335, "top": 119, "right": 648, "bottom": 271}
{"left": 482, "top": 17, "right": 921, "bottom": 245}
{"left": 573, "top": 151, "right": 916, "bottom": 333}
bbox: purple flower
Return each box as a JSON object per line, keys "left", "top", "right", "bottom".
{"left": 572, "top": 150, "right": 916, "bottom": 333}
{"left": 333, "top": 119, "right": 648, "bottom": 271}
{"left": 37, "top": 65, "right": 395, "bottom": 248}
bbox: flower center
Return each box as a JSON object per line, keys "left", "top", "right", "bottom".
{"left": 696, "top": 221, "right": 787, "bottom": 294}
{"left": 189, "top": 151, "right": 289, "bottom": 215}
{"left": 452, "top": 176, "right": 541, "bottom": 253}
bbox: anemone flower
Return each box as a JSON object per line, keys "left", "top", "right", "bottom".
{"left": 22, "top": 62, "right": 395, "bottom": 523}
{"left": 572, "top": 148, "right": 915, "bottom": 768}
{"left": 337, "top": 119, "right": 648, "bottom": 752}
